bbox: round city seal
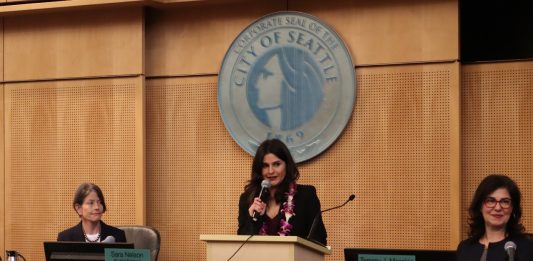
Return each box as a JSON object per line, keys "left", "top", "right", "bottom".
{"left": 218, "top": 11, "right": 355, "bottom": 162}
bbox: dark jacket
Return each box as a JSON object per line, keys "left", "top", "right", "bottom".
{"left": 456, "top": 235, "right": 533, "bottom": 261}
{"left": 57, "top": 221, "right": 127, "bottom": 242}
{"left": 238, "top": 184, "right": 327, "bottom": 245}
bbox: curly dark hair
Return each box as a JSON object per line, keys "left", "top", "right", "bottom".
{"left": 244, "top": 139, "right": 300, "bottom": 204}
{"left": 468, "top": 174, "right": 524, "bottom": 241}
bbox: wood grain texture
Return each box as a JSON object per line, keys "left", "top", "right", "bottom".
{"left": 461, "top": 61, "right": 533, "bottom": 239}
{"left": 4, "top": 7, "right": 143, "bottom": 81}
{"left": 4, "top": 76, "right": 145, "bottom": 260}
{"left": 289, "top": 0, "right": 459, "bottom": 65}
{"left": 145, "top": 63, "right": 461, "bottom": 261}
{"left": 145, "top": 0, "right": 285, "bottom": 76}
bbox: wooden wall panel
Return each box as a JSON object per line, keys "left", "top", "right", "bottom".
{"left": 323, "top": 62, "right": 460, "bottom": 258}
{"left": 146, "top": 62, "right": 460, "bottom": 261}
{"left": 0, "top": 18, "right": 3, "bottom": 82}
{"left": 0, "top": 1, "right": 465, "bottom": 260}
{"left": 461, "top": 61, "right": 533, "bottom": 239}
{"left": 289, "top": 0, "right": 458, "bottom": 65}
{"left": 0, "top": 1, "right": 151, "bottom": 16}
{"left": 146, "top": 0, "right": 457, "bottom": 76}
{"left": 0, "top": 84, "right": 5, "bottom": 258}
{"left": 145, "top": 0, "right": 285, "bottom": 77}
{"left": 145, "top": 76, "right": 243, "bottom": 261}
{"left": 4, "top": 76, "right": 145, "bottom": 260}
{"left": 3, "top": 7, "right": 143, "bottom": 81}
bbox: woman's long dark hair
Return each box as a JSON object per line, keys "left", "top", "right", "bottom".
{"left": 468, "top": 174, "right": 524, "bottom": 241}
{"left": 244, "top": 139, "right": 300, "bottom": 204}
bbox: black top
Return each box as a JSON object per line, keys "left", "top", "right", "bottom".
{"left": 57, "top": 221, "right": 127, "bottom": 243}
{"left": 456, "top": 235, "right": 533, "bottom": 261}
{"left": 238, "top": 184, "right": 327, "bottom": 245}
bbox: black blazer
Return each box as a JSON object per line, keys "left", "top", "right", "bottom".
{"left": 238, "top": 184, "right": 327, "bottom": 245}
{"left": 456, "top": 235, "right": 533, "bottom": 261}
{"left": 57, "top": 221, "right": 127, "bottom": 242}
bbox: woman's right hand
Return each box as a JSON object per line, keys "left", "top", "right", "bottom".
{"left": 248, "top": 197, "right": 267, "bottom": 218}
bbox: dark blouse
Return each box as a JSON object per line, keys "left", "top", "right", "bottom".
{"left": 456, "top": 235, "right": 533, "bottom": 261}
{"left": 238, "top": 184, "right": 327, "bottom": 245}
{"left": 264, "top": 215, "right": 281, "bottom": 235}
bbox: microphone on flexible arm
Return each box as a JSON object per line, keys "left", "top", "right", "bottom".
{"left": 252, "top": 179, "right": 272, "bottom": 221}
{"left": 504, "top": 241, "right": 516, "bottom": 261}
{"left": 307, "top": 194, "right": 356, "bottom": 245}
{"left": 101, "top": 236, "right": 116, "bottom": 243}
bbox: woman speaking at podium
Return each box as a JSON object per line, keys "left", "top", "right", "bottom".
{"left": 57, "top": 182, "right": 126, "bottom": 243}
{"left": 237, "top": 139, "right": 327, "bottom": 245}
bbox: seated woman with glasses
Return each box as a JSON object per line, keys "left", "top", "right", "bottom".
{"left": 457, "top": 174, "right": 533, "bottom": 261}
{"left": 57, "top": 182, "right": 126, "bottom": 243}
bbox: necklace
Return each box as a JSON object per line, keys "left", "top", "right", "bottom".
{"left": 82, "top": 225, "right": 101, "bottom": 243}
{"left": 84, "top": 232, "right": 101, "bottom": 242}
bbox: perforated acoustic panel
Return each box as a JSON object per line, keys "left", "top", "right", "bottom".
{"left": 4, "top": 77, "right": 143, "bottom": 261}
{"left": 310, "top": 63, "right": 460, "bottom": 259}
{"left": 145, "top": 76, "right": 248, "bottom": 261}
{"left": 146, "top": 63, "right": 459, "bottom": 261}
{"left": 461, "top": 61, "right": 533, "bottom": 239}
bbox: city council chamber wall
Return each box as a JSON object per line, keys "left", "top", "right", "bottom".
{"left": 6, "top": 1, "right": 532, "bottom": 261}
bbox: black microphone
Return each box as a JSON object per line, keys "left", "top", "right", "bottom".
{"left": 306, "top": 194, "right": 356, "bottom": 244}
{"left": 252, "top": 179, "right": 272, "bottom": 221}
{"left": 505, "top": 241, "right": 516, "bottom": 261}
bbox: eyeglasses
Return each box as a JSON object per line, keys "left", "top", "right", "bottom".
{"left": 483, "top": 197, "right": 512, "bottom": 209}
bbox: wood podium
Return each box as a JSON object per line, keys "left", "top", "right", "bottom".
{"left": 200, "top": 235, "right": 331, "bottom": 261}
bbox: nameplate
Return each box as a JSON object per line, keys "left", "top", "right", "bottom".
{"left": 105, "top": 248, "right": 150, "bottom": 261}
{"left": 358, "top": 254, "right": 415, "bottom": 261}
